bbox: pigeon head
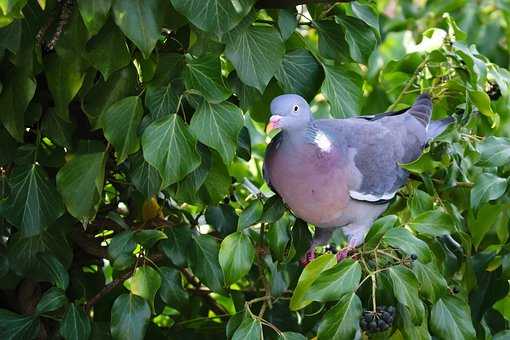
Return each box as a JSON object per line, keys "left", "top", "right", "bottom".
{"left": 267, "top": 94, "right": 312, "bottom": 132}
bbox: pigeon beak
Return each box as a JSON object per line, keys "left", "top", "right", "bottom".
{"left": 266, "top": 115, "right": 282, "bottom": 133}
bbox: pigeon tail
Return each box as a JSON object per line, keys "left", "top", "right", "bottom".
{"left": 427, "top": 116, "right": 454, "bottom": 141}
{"left": 408, "top": 93, "right": 432, "bottom": 127}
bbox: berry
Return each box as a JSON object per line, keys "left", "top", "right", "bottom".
{"left": 452, "top": 286, "right": 460, "bottom": 294}
{"left": 387, "top": 306, "right": 396, "bottom": 314}
{"left": 369, "top": 321, "right": 377, "bottom": 331}
{"left": 360, "top": 306, "right": 396, "bottom": 334}
{"left": 410, "top": 254, "right": 418, "bottom": 261}
{"left": 487, "top": 82, "right": 501, "bottom": 100}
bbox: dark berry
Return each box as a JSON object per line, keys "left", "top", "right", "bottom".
{"left": 378, "top": 319, "right": 388, "bottom": 330}
{"left": 382, "top": 311, "right": 390, "bottom": 320}
{"left": 387, "top": 306, "right": 396, "bottom": 314}
{"left": 410, "top": 254, "right": 418, "bottom": 261}
{"left": 369, "top": 321, "right": 377, "bottom": 331}
{"left": 452, "top": 286, "right": 460, "bottom": 294}
{"left": 487, "top": 82, "right": 501, "bottom": 100}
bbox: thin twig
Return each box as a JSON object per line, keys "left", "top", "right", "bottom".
{"left": 388, "top": 55, "right": 430, "bottom": 111}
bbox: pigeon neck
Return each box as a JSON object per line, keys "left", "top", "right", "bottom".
{"left": 283, "top": 120, "right": 314, "bottom": 145}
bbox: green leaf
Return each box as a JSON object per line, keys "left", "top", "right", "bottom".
{"left": 78, "top": 0, "right": 112, "bottom": 36}
{"left": 337, "top": 15, "right": 377, "bottom": 64}
{"left": 321, "top": 65, "right": 363, "bottom": 117}
{"left": 290, "top": 253, "right": 337, "bottom": 311}
{"left": 430, "top": 296, "right": 476, "bottom": 340}
{"left": 108, "top": 231, "right": 136, "bottom": 259}
{"left": 350, "top": 2, "right": 379, "bottom": 34}
{"left": 188, "top": 234, "right": 224, "bottom": 293}
{"left": 100, "top": 96, "right": 143, "bottom": 164}
{"left": 200, "top": 149, "right": 231, "bottom": 203}
{"left": 0, "top": 308, "right": 39, "bottom": 340}
{"left": 267, "top": 217, "right": 290, "bottom": 260}
{"left": 261, "top": 196, "right": 286, "bottom": 224}
{"left": 274, "top": 48, "right": 323, "bottom": 100}
{"left": 184, "top": 54, "right": 231, "bottom": 103}
{"left": 468, "top": 203, "right": 505, "bottom": 248}
{"left": 493, "top": 295, "right": 510, "bottom": 321}
{"left": 59, "top": 303, "right": 91, "bottom": 340}
{"left": 144, "top": 82, "right": 179, "bottom": 119}
{"left": 305, "top": 259, "right": 361, "bottom": 302}
{"left": 232, "top": 314, "right": 262, "bottom": 340}
{"left": 0, "top": 20, "right": 21, "bottom": 54}
{"left": 279, "top": 332, "right": 306, "bottom": 340}
{"left": 408, "top": 210, "right": 455, "bottom": 237}
{"left": 277, "top": 9, "right": 297, "bottom": 40}
{"left": 238, "top": 200, "right": 263, "bottom": 230}
{"left": 236, "top": 126, "right": 251, "bottom": 161}
{"left": 382, "top": 227, "right": 432, "bottom": 263}
{"left": 316, "top": 20, "right": 350, "bottom": 61}
{"left": 125, "top": 266, "right": 161, "bottom": 311}
{"left": 142, "top": 114, "right": 201, "bottom": 188}
{"left": 4, "top": 164, "right": 64, "bottom": 237}
{"left": 189, "top": 100, "right": 243, "bottom": 164}
{"left": 470, "top": 90, "right": 498, "bottom": 127}
{"left": 170, "top": 0, "right": 254, "bottom": 37}
{"left": 363, "top": 215, "right": 398, "bottom": 249}
{"left": 397, "top": 303, "right": 431, "bottom": 340}
{"left": 0, "top": 72, "right": 36, "bottom": 141}
{"left": 36, "top": 287, "right": 67, "bottom": 314}
{"left": 477, "top": 136, "right": 510, "bottom": 167}
{"left": 54, "top": 9, "right": 88, "bottom": 59}
{"left": 408, "top": 189, "right": 434, "bottom": 218}
{"left": 413, "top": 260, "right": 448, "bottom": 303}
{"left": 56, "top": 144, "right": 107, "bottom": 222}
{"left": 45, "top": 53, "right": 85, "bottom": 120}
{"left": 225, "top": 23, "right": 285, "bottom": 93}
{"left": 129, "top": 153, "right": 162, "bottom": 198}
{"left": 205, "top": 204, "right": 238, "bottom": 236}
{"left": 219, "top": 231, "right": 255, "bottom": 285}
{"left": 159, "top": 226, "right": 192, "bottom": 267}
{"left": 134, "top": 230, "right": 167, "bottom": 249}
{"left": 470, "top": 173, "right": 507, "bottom": 212}
{"left": 38, "top": 253, "right": 69, "bottom": 290}
{"left": 86, "top": 20, "right": 131, "bottom": 81}
{"left": 111, "top": 294, "right": 151, "bottom": 340}
{"left": 112, "top": 0, "right": 162, "bottom": 59}
{"left": 41, "top": 109, "right": 73, "bottom": 147}
{"left": 387, "top": 265, "right": 424, "bottom": 324}
{"left": 158, "top": 266, "right": 188, "bottom": 309}
{"left": 317, "top": 292, "right": 362, "bottom": 340}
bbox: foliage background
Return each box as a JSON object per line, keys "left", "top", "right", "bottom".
{"left": 1, "top": 0, "right": 510, "bottom": 339}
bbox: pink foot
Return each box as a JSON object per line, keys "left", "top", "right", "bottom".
{"left": 300, "top": 248, "right": 316, "bottom": 266}
{"left": 336, "top": 246, "right": 353, "bottom": 261}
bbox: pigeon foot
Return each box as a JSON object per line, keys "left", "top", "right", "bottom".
{"left": 300, "top": 248, "right": 316, "bottom": 266}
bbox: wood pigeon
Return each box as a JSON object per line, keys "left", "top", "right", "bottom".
{"left": 263, "top": 93, "right": 453, "bottom": 263}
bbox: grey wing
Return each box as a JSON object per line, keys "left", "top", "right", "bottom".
{"left": 263, "top": 132, "right": 283, "bottom": 194}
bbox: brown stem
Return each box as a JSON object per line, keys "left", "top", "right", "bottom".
{"left": 256, "top": 0, "right": 352, "bottom": 8}
{"left": 180, "top": 269, "right": 227, "bottom": 315}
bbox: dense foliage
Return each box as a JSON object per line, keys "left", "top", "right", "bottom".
{"left": 1, "top": 0, "right": 510, "bottom": 339}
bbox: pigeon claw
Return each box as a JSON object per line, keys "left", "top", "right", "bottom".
{"left": 300, "top": 248, "right": 316, "bottom": 266}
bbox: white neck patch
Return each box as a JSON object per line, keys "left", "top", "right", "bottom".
{"left": 314, "top": 130, "right": 332, "bottom": 152}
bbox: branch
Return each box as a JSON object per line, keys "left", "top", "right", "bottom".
{"left": 256, "top": 0, "right": 352, "bottom": 8}
{"left": 180, "top": 269, "right": 227, "bottom": 315}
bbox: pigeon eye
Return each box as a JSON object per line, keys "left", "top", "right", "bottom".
{"left": 293, "top": 105, "right": 299, "bottom": 112}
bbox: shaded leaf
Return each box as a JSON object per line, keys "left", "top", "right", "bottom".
{"left": 383, "top": 227, "right": 432, "bottom": 263}
{"left": 134, "top": 230, "right": 167, "bottom": 249}
{"left": 144, "top": 82, "right": 179, "bottom": 119}
{"left": 0, "top": 308, "right": 39, "bottom": 340}
{"left": 111, "top": 294, "right": 151, "bottom": 340}
{"left": 408, "top": 210, "right": 455, "bottom": 237}
{"left": 238, "top": 200, "right": 263, "bottom": 230}
{"left": 317, "top": 292, "right": 362, "bottom": 340}
{"left": 59, "top": 303, "right": 91, "bottom": 340}
{"left": 363, "top": 215, "right": 397, "bottom": 249}
{"left": 337, "top": 15, "right": 377, "bottom": 64}
{"left": 219, "top": 231, "right": 255, "bottom": 285}
{"left": 184, "top": 54, "right": 231, "bottom": 103}
{"left": 413, "top": 260, "right": 448, "bottom": 303}
{"left": 77, "top": 0, "right": 111, "bottom": 36}
{"left": 125, "top": 266, "right": 161, "bottom": 311}
{"left": 232, "top": 314, "right": 262, "bottom": 340}
{"left": 321, "top": 64, "right": 363, "bottom": 117}
{"left": 158, "top": 266, "right": 188, "bottom": 309}
{"left": 38, "top": 253, "right": 69, "bottom": 290}
{"left": 159, "top": 226, "right": 192, "bottom": 267}
{"left": 36, "top": 287, "right": 67, "bottom": 314}
{"left": 205, "top": 204, "right": 238, "bottom": 236}
{"left": 188, "top": 234, "right": 224, "bottom": 293}
{"left": 387, "top": 265, "right": 424, "bottom": 324}
{"left": 477, "top": 136, "right": 510, "bottom": 167}
{"left": 470, "top": 173, "right": 507, "bottom": 212}
{"left": 129, "top": 153, "right": 162, "bottom": 198}
{"left": 430, "top": 296, "right": 476, "bottom": 340}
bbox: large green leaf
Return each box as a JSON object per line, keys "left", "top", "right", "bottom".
{"left": 110, "top": 294, "right": 151, "bottom": 340}
{"left": 170, "top": 0, "right": 254, "bottom": 37}
{"left": 189, "top": 100, "right": 244, "bottom": 163}
{"left": 86, "top": 20, "right": 131, "bottom": 81}
{"left": 142, "top": 114, "right": 201, "bottom": 188}
{"left": 134, "top": 229, "right": 167, "bottom": 249}
{"left": 321, "top": 65, "right": 363, "bottom": 117}
{"left": 274, "top": 48, "right": 323, "bottom": 100}
{"left": 184, "top": 54, "right": 231, "bottom": 103}
{"left": 413, "top": 261, "right": 448, "bottom": 303}
{"left": 397, "top": 304, "right": 432, "bottom": 340}
{"left": 129, "top": 153, "right": 162, "bottom": 198}
{"left": 100, "top": 96, "right": 143, "bottom": 164}
{"left": 470, "top": 173, "right": 507, "bottom": 212}
{"left": 225, "top": 23, "right": 285, "bottom": 93}
{"left": 59, "top": 303, "right": 91, "bottom": 340}
{"left": 36, "top": 287, "right": 67, "bottom": 314}
{"left": 337, "top": 15, "right": 377, "bottom": 65}
{"left": 382, "top": 227, "right": 432, "bottom": 263}
{"left": 38, "top": 253, "right": 69, "bottom": 290}
{"left": 219, "top": 231, "right": 255, "bottom": 285}
{"left": 4, "top": 164, "right": 64, "bottom": 237}
{"left": 317, "top": 292, "right": 362, "bottom": 340}
{"left": 56, "top": 143, "right": 107, "bottom": 222}
{"left": 430, "top": 296, "right": 476, "bottom": 340}
{"left": 112, "top": 0, "right": 162, "bottom": 59}
{"left": 267, "top": 217, "right": 290, "bottom": 260}
{"left": 477, "top": 136, "right": 510, "bottom": 167}
{"left": 144, "top": 82, "right": 179, "bottom": 119}
{"left": 316, "top": 20, "right": 350, "bottom": 62}
{"left": 467, "top": 203, "right": 506, "bottom": 248}
{"left": 159, "top": 226, "right": 192, "bottom": 267}
{"left": 408, "top": 210, "right": 455, "bottom": 237}
{"left": 158, "top": 266, "right": 188, "bottom": 309}
{"left": 0, "top": 72, "right": 35, "bottom": 141}
{"left": 0, "top": 308, "right": 39, "bottom": 340}
{"left": 305, "top": 259, "right": 361, "bottom": 302}
{"left": 188, "top": 234, "right": 224, "bottom": 293}
{"left": 108, "top": 231, "right": 136, "bottom": 259}
{"left": 232, "top": 314, "right": 262, "bottom": 340}
{"left": 41, "top": 109, "right": 73, "bottom": 148}
{"left": 387, "top": 265, "right": 424, "bottom": 324}
{"left": 77, "top": 0, "right": 112, "bottom": 36}
{"left": 290, "top": 254, "right": 337, "bottom": 311}
{"left": 0, "top": 19, "right": 21, "bottom": 54}
{"left": 493, "top": 295, "right": 510, "bottom": 321}
{"left": 125, "top": 266, "right": 161, "bottom": 311}
{"left": 237, "top": 200, "right": 263, "bottom": 230}
{"left": 363, "top": 215, "right": 398, "bottom": 249}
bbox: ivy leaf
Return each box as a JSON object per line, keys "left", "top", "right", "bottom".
{"left": 59, "top": 303, "right": 91, "bottom": 340}
{"left": 397, "top": 303, "right": 432, "bottom": 340}
{"left": 159, "top": 226, "right": 192, "bottom": 268}
{"left": 430, "top": 296, "right": 476, "bottom": 340}
{"left": 144, "top": 83, "right": 179, "bottom": 119}
{"left": 219, "top": 231, "right": 255, "bottom": 285}
{"left": 134, "top": 230, "right": 167, "bottom": 249}
{"left": 142, "top": 114, "right": 201, "bottom": 188}
{"left": 477, "top": 136, "right": 510, "bottom": 167}
{"left": 467, "top": 204, "right": 506, "bottom": 249}
{"left": 86, "top": 20, "right": 131, "bottom": 81}
{"left": 205, "top": 204, "right": 238, "bottom": 236}
{"left": 232, "top": 314, "right": 262, "bottom": 340}
{"left": 305, "top": 259, "right": 361, "bottom": 302}
{"left": 100, "top": 96, "right": 143, "bottom": 164}
{"left": 350, "top": 2, "right": 380, "bottom": 34}
{"left": 238, "top": 200, "right": 263, "bottom": 230}
{"left": 158, "top": 266, "right": 189, "bottom": 309}
{"left": 36, "top": 287, "right": 67, "bottom": 314}
{"left": 470, "top": 90, "right": 499, "bottom": 127}
{"left": 363, "top": 215, "right": 398, "bottom": 249}
{"left": 4, "top": 164, "right": 64, "bottom": 237}
{"left": 188, "top": 234, "right": 224, "bottom": 293}
{"left": 38, "top": 253, "right": 69, "bottom": 290}
{"left": 108, "top": 231, "right": 136, "bottom": 260}
{"left": 275, "top": 48, "right": 323, "bottom": 100}
{"left": 387, "top": 265, "right": 425, "bottom": 324}
{"left": 408, "top": 189, "right": 434, "bottom": 218}
{"left": 413, "top": 260, "right": 448, "bottom": 303}
{"left": 493, "top": 295, "right": 510, "bottom": 321}
{"left": 290, "top": 254, "right": 337, "bottom": 311}
{"left": 77, "top": 0, "right": 112, "bottom": 36}
{"left": 321, "top": 64, "right": 363, "bottom": 117}
{"left": 267, "top": 217, "right": 290, "bottom": 260}
{"left": 337, "top": 15, "right": 377, "bottom": 65}
{"left": 112, "top": 0, "right": 163, "bottom": 59}
{"left": 125, "top": 266, "right": 161, "bottom": 311}
{"left": 0, "top": 308, "right": 39, "bottom": 340}
{"left": 56, "top": 143, "right": 107, "bottom": 222}
{"left": 41, "top": 109, "right": 73, "bottom": 148}
{"left": 316, "top": 20, "right": 350, "bottom": 62}
{"left": 189, "top": 100, "right": 244, "bottom": 164}
{"left": 110, "top": 294, "right": 151, "bottom": 340}
{"left": 470, "top": 173, "right": 507, "bottom": 212}
{"left": 317, "top": 292, "right": 362, "bottom": 340}
{"left": 408, "top": 210, "right": 455, "bottom": 237}
{"left": 129, "top": 153, "right": 162, "bottom": 198}
{"left": 170, "top": 0, "right": 254, "bottom": 37}
{"left": 277, "top": 9, "right": 297, "bottom": 40}
{"left": 0, "top": 20, "right": 21, "bottom": 54}
{"left": 382, "top": 227, "right": 432, "bottom": 263}
{"left": 279, "top": 332, "right": 306, "bottom": 340}
{"left": 225, "top": 23, "right": 285, "bottom": 93}
{"left": 184, "top": 54, "right": 232, "bottom": 103}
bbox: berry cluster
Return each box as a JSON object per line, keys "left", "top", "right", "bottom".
{"left": 360, "top": 306, "right": 396, "bottom": 333}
